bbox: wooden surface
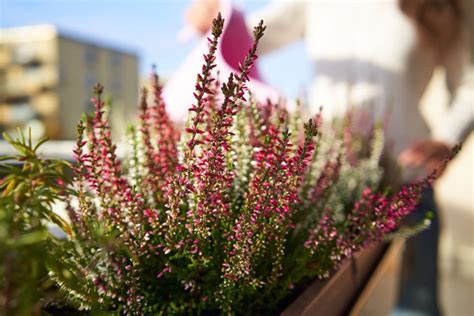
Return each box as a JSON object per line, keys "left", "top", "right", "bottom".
{"left": 350, "top": 238, "right": 405, "bottom": 316}
{"left": 282, "top": 242, "right": 388, "bottom": 316}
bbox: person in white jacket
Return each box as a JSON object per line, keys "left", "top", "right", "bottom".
{"left": 186, "top": 0, "right": 473, "bottom": 315}
{"left": 187, "top": 0, "right": 472, "bottom": 177}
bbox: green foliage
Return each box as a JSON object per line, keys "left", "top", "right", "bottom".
{"left": 0, "top": 129, "right": 71, "bottom": 315}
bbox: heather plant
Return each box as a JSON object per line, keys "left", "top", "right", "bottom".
{"left": 5, "top": 14, "right": 458, "bottom": 315}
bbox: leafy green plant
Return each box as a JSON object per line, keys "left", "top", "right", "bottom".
{"left": 0, "top": 129, "right": 71, "bottom": 315}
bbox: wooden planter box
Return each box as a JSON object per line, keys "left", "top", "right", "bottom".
{"left": 43, "top": 240, "right": 404, "bottom": 315}
{"left": 282, "top": 238, "right": 405, "bottom": 316}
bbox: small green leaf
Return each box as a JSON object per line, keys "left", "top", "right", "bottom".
{"left": 33, "top": 136, "right": 49, "bottom": 153}
{"left": 48, "top": 212, "right": 73, "bottom": 236}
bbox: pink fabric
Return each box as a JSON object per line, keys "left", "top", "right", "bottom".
{"left": 220, "top": 6, "right": 262, "bottom": 81}
{"left": 163, "top": 4, "right": 280, "bottom": 123}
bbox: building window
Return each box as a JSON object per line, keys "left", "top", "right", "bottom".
{"left": 9, "top": 102, "right": 36, "bottom": 123}
{"left": 14, "top": 43, "right": 35, "bottom": 64}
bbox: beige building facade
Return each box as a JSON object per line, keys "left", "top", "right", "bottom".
{"left": 0, "top": 24, "right": 138, "bottom": 139}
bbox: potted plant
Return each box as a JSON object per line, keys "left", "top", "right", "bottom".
{"left": 0, "top": 14, "right": 458, "bottom": 315}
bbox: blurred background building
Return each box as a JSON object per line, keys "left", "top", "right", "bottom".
{"left": 0, "top": 24, "right": 138, "bottom": 139}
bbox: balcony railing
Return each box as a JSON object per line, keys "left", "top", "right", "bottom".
{"left": 1, "top": 65, "right": 57, "bottom": 97}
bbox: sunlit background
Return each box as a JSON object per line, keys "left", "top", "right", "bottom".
{"left": 1, "top": 0, "right": 310, "bottom": 94}
{"left": 1, "top": 0, "right": 312, "bottom": 139}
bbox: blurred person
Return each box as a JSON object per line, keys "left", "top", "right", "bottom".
{"left": 186, "top": 0, "right": 472, "bottom": 168}
{"left": 185, "top": 0, "right": 473, "bottom": 315}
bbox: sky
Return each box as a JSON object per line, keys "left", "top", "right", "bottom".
{"left": 0, "top": 0, "right": 312, "bottom": 99}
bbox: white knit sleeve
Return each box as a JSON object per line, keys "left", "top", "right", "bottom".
{"left": 431, "top": 68, "right": 473, "bottom": 145}
{"left": 431, "top": 17, "right": 473, "bottom": 145}
{"left": 246, "top": 1, "right": 306, "bottom": 55}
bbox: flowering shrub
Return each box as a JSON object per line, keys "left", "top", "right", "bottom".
{"left": 1, "top": 14, "right": 459, "bottom": 315}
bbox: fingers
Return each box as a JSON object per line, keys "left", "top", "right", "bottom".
{"left": 185, "top": 0, "right": 221, "bottom": 35}
{"left": 398, "top": 143, "right": 426, "bottom": 167}
{"left": 398, "top": 140, "right": 452, "bottom": 176}
{"left": 425, "top": 158, "right": 446, "bottom": 176}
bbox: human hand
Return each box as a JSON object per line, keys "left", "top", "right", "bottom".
{"left": 398, "top": 140, "right": 453, "bottom": 177}
{"left": 185, "top": 0, "right": 221, "bottom": 35}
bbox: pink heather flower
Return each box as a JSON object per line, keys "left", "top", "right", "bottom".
{"left": 185, "top": 14, "right": 224, "bottom": 157}
{"left": 137, "top": 87, "right": 162, "bottom": 201}
{"left": 150, "top": 68, "right": 179, "bottom": 182}
{"left": 309, "top": 156, "right": 342, "bottom": 204}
